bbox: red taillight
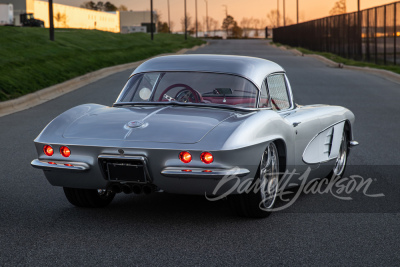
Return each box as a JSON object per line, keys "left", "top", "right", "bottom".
{"left": 60, "top": 146, "right": 71, "bottom": 157}
{"left": 48, "top": 162, "right": 56, "bottom": 165}
{"left": 200, "top": 152, "right": 213, "bottom": 164}
{"left": 182, "top": 169, "right": 192, "bottom": 172}
{"left": 179, "top": 151, "right": 192, "bottom": 163}
{"left": 43, "top": 145, "right": 54, "bottom": 156}
{"left": 64, "top": 164, "right": 73, "bottom": 167}
{"left": 203, "top": 170, "right": 212, "bottom": 173}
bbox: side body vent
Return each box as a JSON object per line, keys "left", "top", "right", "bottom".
{"left": 303, "top": 121, "right": 345, "bottom": 164}
{"left": 323, "top": 127, "right": 334, "bottom": 155}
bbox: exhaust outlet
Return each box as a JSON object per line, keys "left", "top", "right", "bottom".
{"left": 132, "top": 185, "right": 142, "bottom": 194}
{"left": 122, "top": 184, "right": 133, "bottom": 194}
{"left": 143, "top": 185, "right": 153, "bottom": 195}
{"left": 111, "top": 184, "right": 122, "bottom": 194}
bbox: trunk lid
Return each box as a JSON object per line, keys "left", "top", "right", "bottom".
{"left": 63, "top": 105, "right": 235, "bottom": 144}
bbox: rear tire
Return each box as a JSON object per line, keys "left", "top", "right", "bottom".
{"left": 63, "top": 187, "right": 115, "bottom": 208}
{"left": 327, "top": 131, "right": 348, "bottom": 179}
{"left": 229, "top": 142, "right": 280, "bottom": 218}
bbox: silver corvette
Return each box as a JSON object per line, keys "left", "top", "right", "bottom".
{"left": 31, "top": 55, "right": 358, "bottom": 217}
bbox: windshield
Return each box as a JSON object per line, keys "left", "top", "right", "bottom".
{"left": 117, "top": 72, "right": 259, "bottom": 108}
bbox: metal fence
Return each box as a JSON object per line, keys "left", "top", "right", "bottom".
{"left": 273, "top": 1, "right": 400, "bottom": 65}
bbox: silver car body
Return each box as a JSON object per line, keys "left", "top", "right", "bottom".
{"left": 31, "top": 55, "right": 357, "bottom": 195}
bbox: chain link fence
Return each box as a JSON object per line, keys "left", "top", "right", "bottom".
{"left": 273, "top": 2, "right": 400, "bottom": 65}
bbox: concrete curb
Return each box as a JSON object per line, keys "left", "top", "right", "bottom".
{"left": 271, "top": 43, "right": 400, "bottom": 85}
{"left": 0, "top": 42, "right": 207, "bottom": 118}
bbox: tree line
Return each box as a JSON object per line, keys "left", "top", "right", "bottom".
{"left": 80, "top": 1, "right": 128, "bottom": 12}
{"left": 80, "top": 0, "right": 348, "bottom": 37}
{"left": 177, "top": 14, "right": 270, "bottom": 38}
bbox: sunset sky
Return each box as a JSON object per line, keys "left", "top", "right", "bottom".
{"left": 55, "top": 0, "right": 397, "bottom": 30}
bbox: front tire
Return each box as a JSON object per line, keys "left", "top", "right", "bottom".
{"left": 229, "top": 142, "right": 280, "bottom": 218}
{"left": 63, "top": 187, "right": 115, "bottom": 208}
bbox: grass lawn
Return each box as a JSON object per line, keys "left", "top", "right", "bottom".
{"left": 0, "top": 27, "right": 205, "bottom": 101}
{"left": 270, "top": 42, "right": 400, "bottom": 76}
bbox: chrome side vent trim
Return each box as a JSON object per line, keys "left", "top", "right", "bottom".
{"left": 323, "top": 127, "right": 334, "bottom": 154}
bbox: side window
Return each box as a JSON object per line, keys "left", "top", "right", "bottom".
{"left": 267, "top": 74, "right": 290, "bottom": 111}
{"left": 259, "top": 80, "right": 271, "bottom": 108}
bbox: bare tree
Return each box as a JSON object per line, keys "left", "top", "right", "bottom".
{"left": 118, "top": 5, "right": 128, "bottom": 11}
{"left": 285, "top": 17, "right": 294, "bottom": 25}
{"left": 300, "top": 11, "right": 305, "bottom": 22}
{"left": 195, "top": 21, "right": 203, "bottom": 33}
{"left": 260, "top": 18, "right": 267, "bottom": 29}
{"left": 208, "top": 17, "right": 219, "bottom": 36}
{"left": 240, "top": 17, "right": 252, "bottom": 38}
{"left": 267, "top": 10, "right": 281, "bottom": 28}
{"left": 253, "top": 18, "right": 260, "bottom": 37}
{"left": 154, "top": 8, "right": 162, "bottom": 27}
{"left": 202, "top": 16, "right": 212, "bottom": 34}
{"left": 169, "top": 21, "right": 175, "bottom": 32}
{"left": 329, "top": 0, "right": 346, "bottom": 15}
{"left": 181, "top": 13, "right": 193, "bottom": 33}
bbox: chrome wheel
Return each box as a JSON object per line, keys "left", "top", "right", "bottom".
{"left": 228, "top": 141, "right": 281, "bottom": 218}
{"left": 259, "top": 142, "right": 279, "bottom": 209}
{"left": 333, "top": 132, "right": 348, "bottom": 176}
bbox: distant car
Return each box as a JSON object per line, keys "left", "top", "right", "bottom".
{"left": 31, "top": 55, "right": 358, "bottom": 217}
{"left": 20, "top": 13, "right": 44, "bottom": 27}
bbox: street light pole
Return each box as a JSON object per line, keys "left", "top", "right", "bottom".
{"left": 48, "top": 0, "right": 54, "bottom": 41}
{"left": 283, "top": 0, "right": 286, "bottom": 26}
{"left": 195, "top": 0, "right": 198, "bottom": 38}
{"left": 297, "top": 0, "right": 299, "bottom": 24}
{"left": 150, "top": 0, "right": 154, "bottom": 40}
{"left": 358, "top": 0, "right": 362, "bottom": 59}
{"left": 205, "top": 0, "right": 208, "bottom": 36}
{"left": 277, "top": 0, "right": 279, "bottom": 27}
{"left": 223, "top": 4, "right": 228, "bottom": 17}
{"left": 184, "top": 0, "right": 187, "bottom": 40}
{"left": 168, "top": 0, "right": 171, "bottom": 33}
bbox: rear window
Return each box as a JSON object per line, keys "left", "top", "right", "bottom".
{"left": 118, "top": 72, "right": 259, "bottom": 108}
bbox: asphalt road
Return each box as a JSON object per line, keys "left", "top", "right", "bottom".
{"left": 0, "top": 39, "right": 399, "bottom": 266}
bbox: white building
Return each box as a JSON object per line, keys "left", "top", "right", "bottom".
{"left": 120, "top": 11, "right": 157, "bottom": 34}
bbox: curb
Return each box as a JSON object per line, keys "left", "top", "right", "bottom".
{"left": 271, "top": 43, "right": 400, "bottom": 85}
{"left": 0, "top": 42, "right": 208, "bottom": 118}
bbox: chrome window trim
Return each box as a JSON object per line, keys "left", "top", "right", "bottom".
{"left": 265, "top": 72, "right": 294, "bottom": 112}
{"left": 117, "top": 70, "right": 262, "bottom": 104}
{"left": 116, "top": 71, "right": 261, "bottom": 109}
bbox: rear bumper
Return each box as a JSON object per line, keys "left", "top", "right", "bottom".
{"left": 31, "top": 159, "right": 90, "bottom": 172}
{"left": 31, "top": 157, "right": 256, "bottom": 195}
{"left": 161, "top": 167, "right": 250, "bottom": 179}
{"left": 31, "top": 143, "right": 264, "bottom": 194}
